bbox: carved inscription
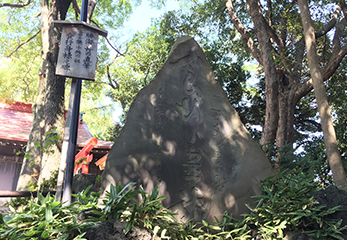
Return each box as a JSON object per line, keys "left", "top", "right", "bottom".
{"left": 56, "top": 26, "right": 99, "bottom": 80}
{"left": 155, "top": 87, "right": 164, "bottom": 129}
{"left": 153, "top": 87, "right": 164, "bottom": 180}
{"left": 180, "top": 186, "right": 208, "bottom": 221}
{"left": 177, "top": 65, "right": 202, "bottom": 185}
{"left": 74, "top": 31, "right": 83, "bottom": 64}
{"left": 83, "top": 32, "right": 95, "bottom": 69}
{"left": 211, "top": 96, "right": 227, "bottom": 191}
{"left": 175, "top": 64, "right": 210, "bottom": 221}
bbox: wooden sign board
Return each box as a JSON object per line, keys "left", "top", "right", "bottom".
{"left": 54, "top": 21, "right": 108, "bottom": 81}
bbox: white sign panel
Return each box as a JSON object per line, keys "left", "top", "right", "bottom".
{"left": 55, "top": 22, "right": 105, "bottom": 80}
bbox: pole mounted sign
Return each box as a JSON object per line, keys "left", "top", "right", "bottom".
{"left": 54, "top": 21, "right": 108, "bottom": 80}
{"left": 54, "top": 0, "right": 108, "bottom": 205}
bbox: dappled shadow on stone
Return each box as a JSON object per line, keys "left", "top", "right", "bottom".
{"left": 101, "top": 36, "right": 274, "bottom": 223}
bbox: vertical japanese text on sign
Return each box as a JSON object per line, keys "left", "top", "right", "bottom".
{"left": 54, "top": 21, "right": 108, "bottom": 81}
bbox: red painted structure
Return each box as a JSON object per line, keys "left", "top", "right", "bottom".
{"left": 74, "top": 138, "right": 98, "bottom": 174}
{"left": 0, "top": 101, "right": 113, "bottom": 192}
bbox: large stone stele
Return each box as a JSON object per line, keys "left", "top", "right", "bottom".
{"left": 101, "top": 36, "right": 275, "bottom": 223}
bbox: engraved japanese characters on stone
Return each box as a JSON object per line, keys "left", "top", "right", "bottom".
{"left": 101, "top": 37, "right": 274, "bottom": 224}
{"left": 177, "top": 65, "right": 203, "bottom": 186}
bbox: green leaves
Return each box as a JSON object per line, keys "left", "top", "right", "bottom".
{"left": 241, "top": 170, "right": 347, "bottom": 239}
{"left": 125, "top": 185, "right": 174, "bottom": 233}
{"left": 101, "top": 182, "right": 138, "bottom": 222}
{"left": 0, "top": 192, "right": 92, "bottom": 239}
{"left": 3, "top": 176, "right": 345, "bottom": 239}
{"left": 71, "top": 184, "right": 100, "bottom": 207}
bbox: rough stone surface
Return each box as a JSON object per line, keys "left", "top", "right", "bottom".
{"left": 314, "top": 185, "right": 347, "bottom": 238}
{"left": 101, "top": 36, "right": 274, "bottom": 222}
{"left": 284, "top": 231, "right": 310, "bottom": 240}
{"left": 84, "top": 221, "right": 159, "bottom": 240}
{"left": 72, "top": 173, "right": 96, "bottom": 194}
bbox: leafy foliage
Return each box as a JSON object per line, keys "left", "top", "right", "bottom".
{"left": 2, "top": 173, "right": 347, "bottom": 239}
{"left": 245, "top": 170, "right": 346, "bottom": 239}
{"left": 99, "top": 182, "right": 140, "bottom": 222}
{"left": 0, "top": 193, "right": 93, "bottom": 239}
{"left": 126, "top": 186, "right": 176, "bottom": 233}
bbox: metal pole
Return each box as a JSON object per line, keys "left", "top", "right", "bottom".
{"left": 61, "top": 0, "right": 89, "bottom": 205}
{"left": 62, "top": 79, "right": 82, "bottom": 205}
{"left": 56, "top": 80, "right": 77, "bottom": 201}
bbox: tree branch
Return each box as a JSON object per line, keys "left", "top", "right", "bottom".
{"left": 69, "top": 0, "right": 124, "bottom": 56}
{"left": 292, "top": 38, "right": 305, "bottom": 80}
{"left": 71, "top": 0, "right": 80, "bottom": 20}
{"left": 257, "top": 5, "right": 296, "bottom": 75}
{"left": 332, "top": 17, "right": 345, "bottom": 55}
{"left": 7, "top": 29, "right": 41, "bottom": 57}
{"left": 107, "top": 65, "right": 119, "bottom": 90}
{"left": 143, "top": 68, "right": 150, "bottom": 86}
{"left": 83, "top": 103, "right": 113, "bottom": 112}
{"left": 226, "top": 0, "right": 263, "bottom": 65}
{"left": 87, "top": 0, "right": 96, "bottom": 24}
{"left": 90, "top": 19, "right": 125, "bottom": 57}
{"left": 322, "top": 43, "right": 347, "bottom": 80}
{"left": 0, "top": 0, "right": 31, "bottom": 8}
{"left": 295, "top": 42, "right": 347, "bottom": 103}
{"left": 315, "top": 5, "right": 340, "bottom": 39}
{"left": 296, "top": 78, "right": 313, "bottom": 104}
{"left": 297, "top": 119, "right": 322, "bottom": 131}
{"left": 295, "top": 3, "right": 347, "bottom": 103}
{"left": 340, "top": 0, "right": 347, "bottom": 19}
{"left": 267, "top": 0, "right": 272, "bottom": 26}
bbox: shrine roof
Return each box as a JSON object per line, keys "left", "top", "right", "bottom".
{"left": 0, "top": 101, "right": 113, "bottom": 149}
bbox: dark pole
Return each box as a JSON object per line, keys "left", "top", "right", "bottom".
{"left": 62, "top": 0, "right": 89, "bottom": 205}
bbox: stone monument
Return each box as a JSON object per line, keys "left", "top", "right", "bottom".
{"left": 101, "top": 36, "right": 274, "bottom": 222}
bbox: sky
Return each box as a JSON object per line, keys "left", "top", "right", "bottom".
{"left": 121, "top": 0, "right": 181, "bottom": 40}
{"left": 110, "top": 0, "right": 181, "bottom": 121}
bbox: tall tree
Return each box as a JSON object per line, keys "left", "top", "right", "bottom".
{"left": 16, "top": 0, "right": 72, "bottom": 190}
{"left": 298, "top": 0, "right": 347, "bottom": 188}
{"left": 225, "top": 0, "right": 347, "bottom": 163}
{"left": 0, "top": 0, "right": 170, "bottom": 190}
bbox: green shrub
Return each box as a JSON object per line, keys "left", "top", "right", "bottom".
{"left": 2, "top": 174, "right": 346, "bottom": 240}
{"left": 244, "top": 170, "right": 347, "bottom": 239}
{"left": 194, "top": 170, "right": 346, "bottom": 240}
{"left": 0, "top": 193, "right": 94, "bottom": 240}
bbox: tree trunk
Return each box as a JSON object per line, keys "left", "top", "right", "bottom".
{"left": 298, "top": 0, "right": 347, "bottom": 188}
{"left": 246, "top": 0, "right": 280, "bottom": 150}
{"left": 16, "top": 71, "right": 46, "bottom": 190}
{"left": 227, "top": 0, "right": 347, "bottom": 171}
{"left": 276, "top": 87, "right": 295, "bottom": 149}
{"left": 39, "top": 0, "right": 72, "bottom": 187}
{"left": 17, "top": 0, "right": 71, "bottom": 190}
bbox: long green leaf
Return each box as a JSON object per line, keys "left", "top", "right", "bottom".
{"left": 24, "top": 230, "right": 41, "bottom": 237}
{"left": 45, "top": 205, "right": 53, "bottom": 223}
{"left": 41, "top": 230, "right": 50, "bottom": 239}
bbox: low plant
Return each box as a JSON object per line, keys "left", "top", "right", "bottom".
{"left": 71, "top": 184, "right": 100, "bottom": 207}
{"left": 178, "top": 170, "right": 347, "bottom": 240}
{"left": 2, "top": 173, "right": 346, "bottom": 240}
{"left": 229, "top": 170, "right": 347, "bottom": 239}
{"left": 90, "top": 183, "right": 190, "bottom": 238}
{"left": 0, "top": 193, "right": 94, "bottom": 240}
{"left": 125, "top": 185, "right": 179, "bottom": 236}
{"left": 97, "top": 182, "right": 140, "bottom": 222}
